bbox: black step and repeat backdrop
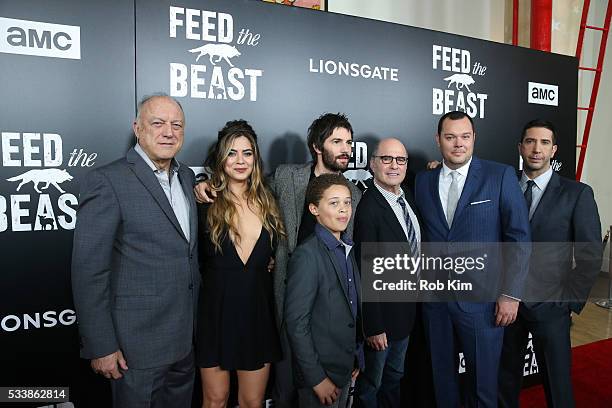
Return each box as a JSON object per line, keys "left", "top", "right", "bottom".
{"left": 1, "top": 0, "right": 576, "bottom": 406}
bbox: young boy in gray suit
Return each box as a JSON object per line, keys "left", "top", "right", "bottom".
{"left": 284, "top": 173, "right": 363, "bottom": 408}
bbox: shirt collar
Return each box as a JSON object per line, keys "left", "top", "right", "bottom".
{"left": 521, "top": 166, "right": 553, "bottom": 191}
{"left": 441, "top": 156, "right": 472, "bottom": 179}
{"left": 373, "top": 179, "right": 405, "bottom": 201}
{"left": 134, "top": 143, "right": 180, "bottom": 174}
{"left": 315, "top": 223, "right": 353, "bottom": 249}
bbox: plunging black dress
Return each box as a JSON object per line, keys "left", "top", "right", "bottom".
{"left": 195, "top": 204, "right": 281, "bottom": 370}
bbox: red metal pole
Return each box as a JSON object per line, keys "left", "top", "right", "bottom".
{"left": 576, "top": 2, "right": 612, "bottom": 181}
{"left": 576, "top": 0, "right": 591, "bottom": 60}
{"left": 531, "top": 0, "right": 553, "bottom": 51}
{"left": 513, "top": 0, "right": 519, "bottom": 45}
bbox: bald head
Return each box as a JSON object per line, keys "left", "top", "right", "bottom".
{"left": 136, "top": 93, "right": 184, "bottom": 125}
{"left": 132, "top": 93, "right": 185, "bottom": 173}
{"left": 370, "top": 138, "right": 408, "bottom": 194}
{"left": 372, "top": 138, "right": 407, "bottom": 157}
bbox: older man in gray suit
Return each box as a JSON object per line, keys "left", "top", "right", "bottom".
{"left": 195, "top": 113, "right": 362, "bottom": 407}
{"left": 72, "top": 94, "right": 199, "bottom": 407}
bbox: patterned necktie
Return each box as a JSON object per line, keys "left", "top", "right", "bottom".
{"left": 524, "top": 179, "right": 536, "bottom": 215}
{"left": 397, "top": 197, "right": 419, "bottom": 258}
{"left": 446, "top": 171, "right": 460, "bottom": 227}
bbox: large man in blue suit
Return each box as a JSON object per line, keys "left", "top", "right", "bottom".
{"left": 414, "top": 111, "right": 531, "bottom": 407}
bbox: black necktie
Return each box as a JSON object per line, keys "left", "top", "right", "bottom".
{"left": 524, "top": 180, "right": 536, "bottom": 212}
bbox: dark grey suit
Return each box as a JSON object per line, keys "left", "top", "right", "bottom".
{"left": 269, "top": 163, "right": 362, "bottom": 326}
{"left": 268, "top": 163, "right": 361, "bottom": 406}
{"left": 499, "top": 171, "right": 602, "bottom": 408}
{"left": 72, "top": 147, "right": 200, "bottom": 406}
{"left": 284, "top": 233, "right": 362, "bottom": 406}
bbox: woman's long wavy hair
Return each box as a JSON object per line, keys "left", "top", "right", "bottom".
{"left": 206, "top": 120, "right": 286, "bottom": 253}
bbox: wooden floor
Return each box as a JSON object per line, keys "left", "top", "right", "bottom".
{"left": 571, "top": 275, "right": 612, "bottom": 347}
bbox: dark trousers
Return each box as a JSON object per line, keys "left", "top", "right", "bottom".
{"left": 110, "top": 349, "right": 195, "bottom": 408}
{"left": 272, "top": 325, "right": 298, "bottom": 408}
{"left": 355, "top": 336, "right": 409, "bottom": 408}
{"left": 499, "top": 306, "right": 574, "bottom": 408}
{"left": 423, "top": 301, "right": 503, "bottom": 408}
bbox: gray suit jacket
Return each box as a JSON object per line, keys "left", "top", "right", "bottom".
{"left": 284, "top": 234, "right": 362, "bottom": 388}
{"left": 71, "top": 148, "right": 200, "bottom": 369}
{"left": 268, "top": 163, "right": 362, "bottom": 327}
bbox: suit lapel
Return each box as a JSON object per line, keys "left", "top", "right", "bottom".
{"left": 451, "top": 157, "right": 482, "bottom": 227}
{"left": 349, "top": 181, "right": 361, "bottom": 216}
{"left": 292, "top": 165, "right": 311, "bottom": 230}
{"left": 404, "top": 189, "right": 423, "bottom": 235}
{"left": 127, "top": 148, "right": 187, "bottom": 242}
{"left": 530, "top": 171, "right": 561, "bottom": 230}
{"left": 178, "top": 165, "right": 198, "bottom": 251}
{"left": 370, "top": 185, "right": 407, "bottom": 241}
{"left": 430, "top": 167, "right": 448, "bottom": 230}
{"left": 322, "top": 241, "right": 353, "bottom": 313}
{"left": 351, "top": 251, "right": 361, "bottom": 306}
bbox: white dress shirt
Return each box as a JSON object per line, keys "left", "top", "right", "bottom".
{"left": 373, "top": 179, "right": 422, "bottom": 250}
{"left": 520, "top": 167, "right": 553, "bottom": 220}
{"left": 438, "top": 157, "right": 472, "bottom": 220}
{"left": 135, "top": 143, "right": 191, "bottom": 241}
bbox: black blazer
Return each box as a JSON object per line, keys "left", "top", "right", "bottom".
{"left": 284, "top": 233, "right": 363, "bottom": 389}
{"left": 521, "top": 171, "right": 602, "bottom": 318}
{"left": 354, "top": 180, "right": 422, "bottom": 340}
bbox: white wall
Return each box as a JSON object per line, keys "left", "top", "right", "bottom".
{"left": 328, "top": 0, "right": 506, "bottom": 42}
{"left": 578, "top": 0, "right": 612, "bottom": 271}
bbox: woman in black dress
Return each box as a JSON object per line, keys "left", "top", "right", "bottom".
{"left": 196, "top": 120, "right": 285, "bottom": 408}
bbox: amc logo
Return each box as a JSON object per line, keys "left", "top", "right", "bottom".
{"left": 528, "top": 82, "right": 558, "bottom": 106}
{"left": 0, "top": 17, "right": 80, "bottom": 60}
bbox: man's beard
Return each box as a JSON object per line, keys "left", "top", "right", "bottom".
{"left": 322, "top": 148, "right": 350, "bottom": 172}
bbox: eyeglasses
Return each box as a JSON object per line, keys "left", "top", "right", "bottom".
{"left": 373, "top": 155, "right": 408, "bottom": 165}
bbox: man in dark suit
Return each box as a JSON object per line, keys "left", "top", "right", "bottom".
{"left": 71, "top": 94, "right": 199, "bottom": 407}
{"left": 498, "top": 119, "right": 602, "bottom": 408}
{"left": 353, "top": 138, "right": 420, "bottom": 408}
{"left": 414, "top": 111, "right": 531, "bottom": 407}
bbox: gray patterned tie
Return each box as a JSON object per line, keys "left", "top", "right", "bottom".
{"left": 397, "top": 197, "right": 419, "bottom": 258}
{"left": 446, "top": 171, "right": 459, "bottom": 227}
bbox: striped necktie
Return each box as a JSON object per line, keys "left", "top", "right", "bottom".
{"left": 397, "top": 196, "right": 419, "bottom": 258}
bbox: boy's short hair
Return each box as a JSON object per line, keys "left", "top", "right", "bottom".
{"left": 305, "top": 173, "right": 352, "bottom": 206}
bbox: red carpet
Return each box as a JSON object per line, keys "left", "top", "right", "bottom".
{"left": 519, "top": 337, "right": 612, "bottom": 407}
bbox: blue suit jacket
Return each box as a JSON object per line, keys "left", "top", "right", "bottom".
{"left": 414, "top": 157, "right": 531, "bottom": 305}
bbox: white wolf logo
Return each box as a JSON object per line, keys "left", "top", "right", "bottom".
{"left": 6, "top": 169, "right": 73, "bottom": 193}
{"left": 343, "top": 169, "right": 373, "bottom": 189}
{"left": 189, "top": 43, "right": 241, "bottom": 67}
{"left": 443, "top": 74, "right": 475, "bottom": 92}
